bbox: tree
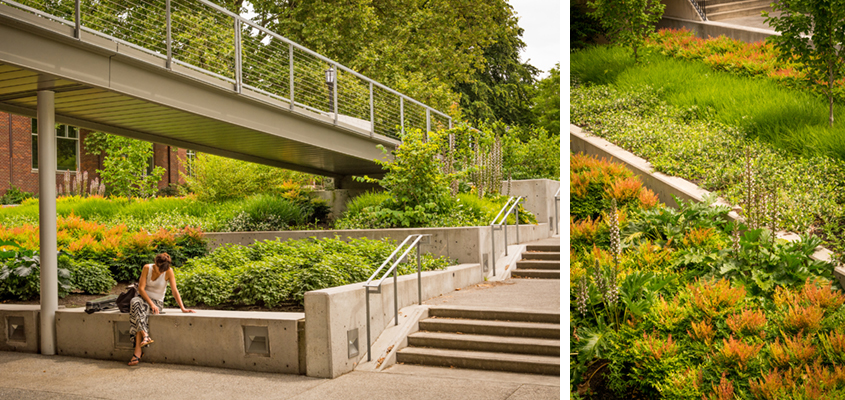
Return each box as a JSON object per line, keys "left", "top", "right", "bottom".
{"left": 183, "top": 154, "right": 319, "bottom": 202}
{"left": 84, "top": 133, "right": 165, "bottom": 198}
{"left": 765, "top": 1, "right": 845, "bottom": 126}
{"left": 587, "top": 0, "right": 665, "bottom": 62}
{"left": 532, "top": 63, "right": 560, "bottom": 136}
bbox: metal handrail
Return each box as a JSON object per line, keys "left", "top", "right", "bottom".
{"left": 0, "top": 0, "right": 452, "bottom": 140}
{"left": 363, "top": 234, "right": 430, "bottom": 362}
{"left": 490, "top": 196, "right": 524, "bottom": 276}
{"left": 689, "top": 0, "right": 707, "bottom": 20}
{"left": 554, "top": 188, "right": 560, "bottom": 235}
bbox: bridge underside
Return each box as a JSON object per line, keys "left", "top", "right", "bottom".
{"left": 0, "top": 5, "right": 394, "bottom": 178}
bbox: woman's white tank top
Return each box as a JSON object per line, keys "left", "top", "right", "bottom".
{"left": 145, "top": 265, "right": 167, "bottom": 302}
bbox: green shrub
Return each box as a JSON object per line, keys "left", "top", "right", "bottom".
{"left": 66, "top": 258, "right": 116, "bottom": 295}
{"left": 343, "top": 192, "right": 389, "bottom": 217}
{"left": 232, "top": 259, "right": 298, "bottom": 307}
{"left": 176, "top": 264, "right": 233, "bottom": 307}
{"left": 0, "top": 244, "right": 71, "bottom": 300}
{"left": 0, "top": 185, "right": 33, "bottom": 205}
{"left": 227, "top": 194, "right": 305, "bottom": 232}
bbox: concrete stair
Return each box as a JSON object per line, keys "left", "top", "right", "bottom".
{"left": 397, "top": 307, "right": 560, "bottom": 375}
{"left": 512, "top": 244, "right": 560, "bottom": 280}
{"left": 704, "top": 0, "right": 771, "bottom": 20}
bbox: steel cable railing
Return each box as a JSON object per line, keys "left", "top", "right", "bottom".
{"left": 0, "top": 0, "right": 451, "bottom": 140}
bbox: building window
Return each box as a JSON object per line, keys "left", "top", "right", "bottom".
{"left": 186, "top": 150, "right": 196, "bottom": 177}
{"left": 31, "top": 119, "right": 79, "bottom": 171}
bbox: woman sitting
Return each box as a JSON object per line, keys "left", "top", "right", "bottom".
{"left": 128, "top": 253, "right": 194, "bottom": 366}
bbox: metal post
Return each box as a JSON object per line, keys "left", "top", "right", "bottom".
{"left": 233, "top": 17, "right": 242, "bottom": 94}
{"left": 515, "top": 200, "right": 520, "bottom": 244}
{"left": 289, "top": 43, "right": 294, "bottom": 110}
{"left": 393, "top": 267, "right": 398, "bottom": 326}
{"left": 74, "top": 0, "right": 80, "bottom": 39}
{"left": 369, "top": 82, "right": 374, "bottom": 137}
{"left": 425, "top": 109, "right": 430, "bottom": 140}
{"left": 417, "top": 243, "right": 422, "bottom": 305}
{"left": 503, "top": 216, "right": 509, "bottom": 257}
{"left": 165, "top": 0, "right": 172, "bottom": 69}
{"left": 400, "top": 97, "right": 404, "bottom": 136}
{"left": 365, "top": 290, "right": 371, "bottom": 361}
{"left": 555, "top": 193, "right": 560, "bottom": 235}
{"left": 448, "top": 118, "right": 452, "bottom": 129}
{"left": 333, "top": 64, "right": 338, "bottom": 125}
{"left": 37, "top": 90, "right": 57, "bottom": 356}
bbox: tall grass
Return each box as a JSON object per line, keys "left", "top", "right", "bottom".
{"left": 571, "top": 46, "right": 845, "bottom": 159}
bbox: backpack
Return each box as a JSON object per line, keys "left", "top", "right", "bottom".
{"left": 116, "top": 283, "right": 138, "bottom": 313}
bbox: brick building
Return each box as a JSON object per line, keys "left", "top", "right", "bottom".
{"left": 0, "top": 112, "right": 189, "bottom": 196}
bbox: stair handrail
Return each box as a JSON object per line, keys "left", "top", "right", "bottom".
{"left": 554, "top": 187, "right": 560, "bottom": 235}
{"left": 363, "top": 233, "right": 430, "bottom": 362}
{"left": 689, "top": 0, "right": 707, "bottom": 20}
{"left": 490, "top": 196, "right": 524, "bottom": 277}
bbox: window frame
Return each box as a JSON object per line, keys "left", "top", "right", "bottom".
{"left": 31, "top": 119, "right": 80, "bottom": 172}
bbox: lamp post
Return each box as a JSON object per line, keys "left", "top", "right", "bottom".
{"left": 325, "top": 67, "right": 335, "bottom": 114}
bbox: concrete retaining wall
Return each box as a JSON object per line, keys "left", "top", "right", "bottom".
{"left": 658, "top": 16, "right": 777, "bottom": 43}
{"left": 662, "top": 0, "right": 703, "bottom": 21}
{"left": 500, "top": 179, "right": 561, "bottom": 229}
{"left": 304, "top": 262, "right": 481, "bottom": 378}
{"left": 54, "top": 308, "right": 304, "bottom": 374}
{"left": 0, "top": 305, "right": 39, "bottom": 353}
{"left": 206, "top": 223, "right": 550, "bottom": 279}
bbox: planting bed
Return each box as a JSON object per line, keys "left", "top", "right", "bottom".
{"left": 570, "top": 153, "right": 845, "bottom": 399}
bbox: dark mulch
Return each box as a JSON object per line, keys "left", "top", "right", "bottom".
{"left": 576, "top": 359, "right": 651, "bottom": 400}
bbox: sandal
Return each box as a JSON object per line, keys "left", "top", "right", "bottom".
{"left": 128, "top": 354, "right": 142, "bottom": 366}
{"left": 140, "top": 336, "right": 154, "bottom": 348}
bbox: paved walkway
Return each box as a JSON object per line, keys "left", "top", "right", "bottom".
{"left": 717, "top": 11, "right": 779, "bottom": 32}
{"left": 0, "top": 351, "right": 559, "bottom": 399}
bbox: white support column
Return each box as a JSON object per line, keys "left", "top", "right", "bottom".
{"left": 37, "top": 90, "right": 57, "bottom": 355}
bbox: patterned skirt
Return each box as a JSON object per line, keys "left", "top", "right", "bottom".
{"left": 129, "top": 296, "right": 164, "bottom": 343}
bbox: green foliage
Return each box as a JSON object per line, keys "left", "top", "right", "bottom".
{"left": 571, "top": 5, "right": 606, "bottom": 50}
{"left": 183, "top": 153, "right": 323, "bottom": 202}
{"left": 587, "top": 0, "right": 665, "bottom": 61}
{"left": 532, "top": 64, "right": 561, "bottom": 136}
{"left": 0, "top": 185, "right": 33, "bottom": 205}
{"left": 84, "top": 132, "right": 164, "bottom": 198}
{"left": 765, "top": 0, "right": 845, "bottom": 126}
{"left": 226, "top": 194, "right": 305, "bottom": 232}
{"left": 65, "top": 257, "right": 116, "bottom": 295}
{"left": 176, "top": 237, "right": 452, "bottom": 307}
{"left": 0, "top": 242, "right": 71, "bottom": 300}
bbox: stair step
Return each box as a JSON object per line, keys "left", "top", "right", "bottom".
{"left": 408, "top": 332, "right": 560, "bottom": 356}
{"left": 419, "top": 318, "right": 560, "bottom": 339}
{"left": 428, "top": 307, "right": 560, "bottom": 324}
{"left": 521, "top": 252, "right": 560, "bottom": 261}
{"left": 707, "top": 4, "right": 770, "bottom": 20}
{"left": 525, "top": 244, "right": 559, "bottom": 252}
{"left": 397, "top": 347, "right": 560, "bottom": 375}
{"left": 516, "top": 260, "right": 560, "bottom": 270}
{"left": 511, "top": 269, "right": 561, "bottom": 279}
{"left": 705, "top": 0, "right": 769, "bottom": 13}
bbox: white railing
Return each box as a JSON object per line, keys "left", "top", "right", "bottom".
{"left": 1, "top": 0, "right": 452, "bottom": 140}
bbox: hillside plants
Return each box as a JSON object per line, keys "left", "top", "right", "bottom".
{"left": 569, "top": 155, "right": 843, "bottom": 399}
{"left": 571, "top": 81, "right": 845, "bottom": 253}
{"left": 169, "top": 237, "right": 453, "bottom": 308}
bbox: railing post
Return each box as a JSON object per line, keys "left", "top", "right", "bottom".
{"left": 233, "top": 17, "right": 242, "bottom": 94}
{"left": 417, "top": 241, "right": 422, "bottom": 305}
{"left": 289, "top": 43, "right": 294, "bottom": 110}
{"left": 504, "top": 215, "right": 509, "bottom": 257}
{"left": 400, "top": 97, "right": 404, "bottom": 136}
{"left": 74, "top": 0, "right": 80, "bottom": 39}
{"left": 166, "top": 0, "right": 172, "bottom": 69}
{"left": 369, "top": 81, "right": 374, "bottom": 137}
{"left": 425, "top": 109, "right": 430, "bottom": 140}
{"left": 333, "top": 63, "right": 338, "bottom": 125}
{"left": 448, "top": 118, "right": 452, "bottom": 129}
{"left": 555, "top": 193, "right": 560, "bottom": 235}
{"left": 515, "top": 201, "right": 520, "bottom": 244}
{"left": 365, "top": 289, "right": 371, "bottom": 362}
{"left": 393, "top": 267, "right": 398, "bottom": 326}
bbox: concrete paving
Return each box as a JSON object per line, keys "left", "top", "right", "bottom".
{"left": 717, "top": 11, "right": 780, "bottom": 32}
{"left": 424, "top": 279, "right": 561, "bottom": 313}
{"left": 0, "top": 351, "right": 559, "bottom": 399}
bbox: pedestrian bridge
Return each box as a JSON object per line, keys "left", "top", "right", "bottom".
{"left": 0, "top": 0, "right": 451, "bottom": 179}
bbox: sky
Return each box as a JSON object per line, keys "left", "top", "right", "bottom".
{"left": 508, "top": 0, "right": 561, "bottom": 77}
